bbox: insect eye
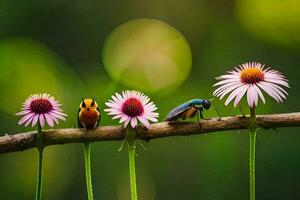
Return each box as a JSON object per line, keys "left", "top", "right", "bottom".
{"left": 82, "top": 101, "right": 86, "bottom": 108}
{"left": 91, "top": 100, "right": 95, "bottom": 107}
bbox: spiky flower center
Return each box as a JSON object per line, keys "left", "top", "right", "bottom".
{"left": 30, "top": 98, "right": 53, "bottom": 113}
{"left": 240, "top": 68, "right": 264, "bottom": 84}
{"left": 122, "top": 97, "right": 144, "bottom": 117}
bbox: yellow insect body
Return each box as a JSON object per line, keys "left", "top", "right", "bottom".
{"left": 78, "top": 98, "right": 101, "bottom": 129}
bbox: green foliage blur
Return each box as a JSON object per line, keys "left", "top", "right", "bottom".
{"left": 0, "top": 0, "right": 300, "bottom": 199}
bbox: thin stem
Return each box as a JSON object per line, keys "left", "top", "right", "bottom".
{"left": 249, "top": 106, "right": 258, "bottom": 200}
{"left": 83, "top": 142, "right": 94, "bottom": 200}
{"left": 126, "top": 128, "right": 138, "bottom": 200}
{"left": 36, "top": 123, "right": 44, "bottom": 200}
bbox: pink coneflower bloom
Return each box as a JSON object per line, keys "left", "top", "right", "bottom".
{"left": 213, "top": 62, "right": 289, "bottom": 107}
{"left": 105, "top": 90, "right": 159, "bottom": 128}
{"left": 16, "top": 93, "right": 67, "bottom": 128}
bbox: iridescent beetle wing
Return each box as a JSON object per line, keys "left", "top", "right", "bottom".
{"left": 165, "top": 101, "right": 191, "bottom": 121}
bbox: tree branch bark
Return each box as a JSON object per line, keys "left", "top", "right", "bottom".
{"left": 1, "top": 112, "right": 300, "bottom": 154}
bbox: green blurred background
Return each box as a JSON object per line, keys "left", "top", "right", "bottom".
{"left": 0, "top": 0, "right": 300, "bottom": 199}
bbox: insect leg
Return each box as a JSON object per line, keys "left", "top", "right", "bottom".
{"left": 196, "top": 110, "right": 200, "bottom": 124}
{"left": 118, "top": 139, "right": 125, "bottom": 151}
{"left": 211, "top": 105, "right": 222, "bottom": 120}
{"left": 196, "top": 109, "right": 204, "bottom": 131}
{"left": 239, "top": 105, "right": 246, "bottom": 117}
{"left": 199, "top": 108, "right": 204, "bottom": 119}
{"left": 138, "top": 140, "right": 148, "bottom": 151}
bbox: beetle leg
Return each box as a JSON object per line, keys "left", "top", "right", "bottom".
{"left": 196, "top": 110, "right": 200, "bottom": 124}
{"left": 196, "top": 110, "right": 204, "bottom": 132}
{"left": 199, "top": 108, "right": 204, "bottom": 119}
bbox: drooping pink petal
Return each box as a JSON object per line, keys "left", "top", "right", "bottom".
{"left": 213, "top": 81, "right": 241, "bottom": 96}
{"left": 225, "top": 86, "right": 243, "bottom": 106}
{"left": 32, "top": 114, "right": 39, "bottom": 127}
{"left": 112, "top": 114, "right": 123, "bottom": 120}
{"left": 130, "top": 117, "right": 138, "bottom": 128}
{"left": 257, "top": 83, "right": 281, "bottom": 102}
{"left": 105, "top": 102, "right": 120, "bottom": 109}
{"left": 251, "top": 86, "right": 259, "bottom": 106}
{"left": 105, "top": 108, "right": 122, "bottom": 115}
{"left": 246, "top": 85, "right": 254, "bottom": 107}
{"left": 233, "top": 85, "right": 249, "bottom": 107}
{"left": 50, "top": 114, "right": 59, "bottom": 125}
{"left": 24, "top": 114, "right": 35, "bottom": 127}
{"left": 51, "top": 110, "right": 68, "bottom": 117}
{"left": 18, "top": 113, "right": 34, "bottom": 125}
{"left": 39, "top": 114, "right": 45, "bottom": 128}
{"left": 119, "top": 115, "right": 129, "bottom": 123}
{"left": 137, "top": 116, "right": 150, "bottom": 128}
{"left": 213, "top": 78, "right": 240, "bottom": 86}
{"left": 259, "top": 82, "right": 287, "bottom": 99}
{"left": 253, "top": 84, "right": 265, "bottom": 104}
{"left": 219, "top": 83, "right": 243, "bottom": 99}
{"left": 16, "top": 110, "right": 31, "bottom": 116}
{"left": 49, "top": 111, "right": 66, "bottom": 121}
{"left": 144, "top": 115, "right": 158, "bottom": 122}
{"left": 124, "top": 118, "right": 131, "bottom": 127}
{"left": 44, "top": 113, "right": 54, "bottom": 127}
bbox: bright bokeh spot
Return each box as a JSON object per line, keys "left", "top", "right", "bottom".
{"left": 102, "top": 18, "right": 192, "bottom": 93}
{"left": 236, "top": 0, "right": 300, "bottom": 46}
{"left": 0, "top": 37, "right": 83, "bottom": 114}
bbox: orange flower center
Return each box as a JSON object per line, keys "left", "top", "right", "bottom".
{"left": 240, "top": 68, "right": 264, "bottom": 84}
{"left": 122, "top": 98, "right": 144, "bottom": 117}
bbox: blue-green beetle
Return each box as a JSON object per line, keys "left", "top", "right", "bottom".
{"left": 165, "top": 99, "right": 212, "bottom": 122}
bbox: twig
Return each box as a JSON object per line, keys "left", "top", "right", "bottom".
{"left": 0, "top": 112, "right": 300, "bottom": 154}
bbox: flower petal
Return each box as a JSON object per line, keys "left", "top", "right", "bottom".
{"left": 32, "top": 114, "right": 39, "bottom": 127}
{"left": 233, "top": 85, "right": 249, "bottom": 107}
{"left": 253, "top": 84, "right": 265, "bottom": 104}
{"left": 45, "top": 113, "right": 54, "bottom": 127}
{"left": 257, "top": 82, "right": 282, "bottom": 102}
{"left": 16, "top": 110, "right": 31, "bottom": 116}
{"left": 130, "top": 117, "right": 138, "bottom": 128}
{"left": 124, "top": 118, "right": 131, "bottom": 128}
{"left": 137, "top": 116, "right": 150, "bottom": 128}
{"left": 24, "top": 114, "right": 35, "bottom": 127}
{"left": 39, "top": 114, "right": 45, "bottom": 128}
{"left": 225, "top": 85, "right": 247, "bottom": 106}
{"left": 18, "top": 113, "right": 34, "bottom": 125}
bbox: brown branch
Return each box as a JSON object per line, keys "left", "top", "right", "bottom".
{"left": 1, "top": 112, "right": 300, "bottom": 154}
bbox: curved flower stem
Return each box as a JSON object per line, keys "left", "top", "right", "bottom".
{"left": 249, "top": 107, "right": 258, "bottom": 200}
{"left": 126, "top": 127, "right": 138, "bottom": 200}
{"left": 83, "top": 142, "right": 94, "bottom": 200}
{"left": 36, "top": 123, "right": 44, "bottom": 200}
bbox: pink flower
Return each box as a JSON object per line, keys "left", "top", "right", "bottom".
{"left": 16, "top": 93, "right": 67, "bottom": 128}
{"left": 105, "top": 90, "right": 159, "bottom": 128}
{"left": 213, "top": 62, "right": 289, "bottom": 107}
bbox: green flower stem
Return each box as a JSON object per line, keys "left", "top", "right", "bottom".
{"left": 83, "top": 142, "right": 94, "bottom": 200}
{"left": 36, "top": 123, "right": 44, "bottom": 200}
{"left": 126, "top": 127, "right": 138, "bottom": 200}
{"left": 249, "top": 106, "right": 258, "bottom": 200}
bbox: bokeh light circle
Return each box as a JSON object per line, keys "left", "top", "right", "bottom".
{"left": 102, "top": 18, "right": 192, "bottom": 93}
{"left": 236, "top": 0, "right": 300, "bottom": 46}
